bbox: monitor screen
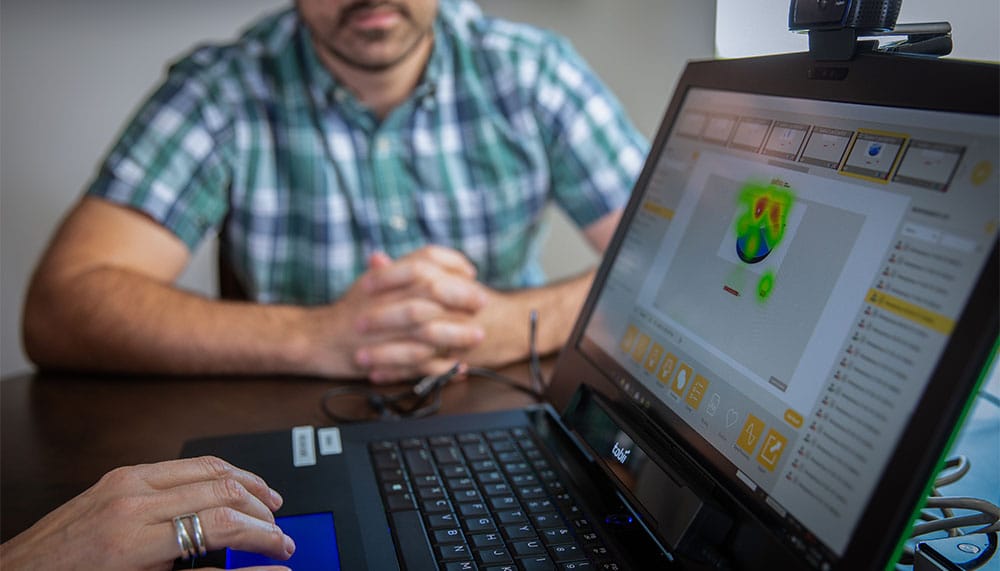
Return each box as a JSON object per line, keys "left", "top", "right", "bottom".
{"left": 579, "top": 86, "right": 998, "bottom": 561}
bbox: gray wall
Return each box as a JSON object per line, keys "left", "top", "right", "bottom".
{"left": 0, "top": 0, "right": 717, "bottom": 376}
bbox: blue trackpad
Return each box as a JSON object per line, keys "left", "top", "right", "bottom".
{"left": 226, "top": 512, "right": 340, "bottom": 570}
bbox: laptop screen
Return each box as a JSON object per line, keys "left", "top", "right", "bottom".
{"left": 568, "top": 57, "right": 998, "bottom": 567}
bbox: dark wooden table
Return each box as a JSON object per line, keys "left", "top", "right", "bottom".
{"left": 1, "top": 366, "right": 540, "bottom": 542}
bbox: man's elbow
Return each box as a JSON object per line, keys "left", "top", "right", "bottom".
{"left": 21, "top": 274, "right": 72, "bottom": 370}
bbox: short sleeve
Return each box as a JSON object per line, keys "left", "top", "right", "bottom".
{"left": 531, "top": 36, "right": 648, "bottom": 229}
{"left": 86, "top": 51, "right": 233, "bottom": 251}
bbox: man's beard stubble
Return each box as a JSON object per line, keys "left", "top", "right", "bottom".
{"left": 320, "top": 0, "right": 431, "bottom": 73}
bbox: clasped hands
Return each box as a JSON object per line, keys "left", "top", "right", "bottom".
{"left": 309, "top": 246, "right": 497, "bottom": 383}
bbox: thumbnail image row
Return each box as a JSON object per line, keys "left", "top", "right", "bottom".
{"left": 676, "top": 110, "right": 968, "bottom": 191}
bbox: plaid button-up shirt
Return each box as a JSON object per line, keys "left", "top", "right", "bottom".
{"left": 88, "top": 0, "right": 647, "bottom": 304}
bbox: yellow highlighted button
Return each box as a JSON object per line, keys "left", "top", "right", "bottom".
{"left": 631, "top": 334, "right": 651, "bottom": 364}
{"left": 784, "top": 409, "right": 803, "bottom": 428}
{"left": 756, "top": 429, "right": 788, "bottom": 472}
{"left": 866, "top": 289, "right": 954, "bottom": 335}
{"left": 620, "top": 325, "right": 638, "bottom": 354}
{"left": 645, "top": 343, "right": 664, "bottom": 373}
{"left": 737, "top": 414, "right": 765, "bottom": 455}
{"left": 657, "top": 353, "right": 677, "bottom": 385}
{"left": 685, "top": 375, "right": 709, "bottom": 410}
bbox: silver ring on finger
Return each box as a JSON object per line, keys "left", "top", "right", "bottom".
{"left": 172, "top": 512, "right": 207, "bottom": 559}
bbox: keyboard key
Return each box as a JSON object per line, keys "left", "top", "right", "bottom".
{"left": 429, "top": 435, "right": 457, "bottom": 447}
{"left": 434, "top": 446, "right": 463, "bottom": 465}
{"left": 437, "top": 543, "right": 472, "bottom": 561}
{"left": 517, "top": 486, "right": 546, "bottom": 499}
{"left": 496, "top": 451, "right": 524, "bottom": 463}
{"left": 482, "top": 483, "right": 512, "bottom": 496}
{"left": 550, "top": 544, "right": 585, "bottom": 562}
{"left": 465, "top": 517, "right": 496, "bottom": 532}
{"left": 490, "top": 495, "right": 519, "bottom": 510}
{"left": 463, "top": 443, "right": 492, "bottom": 461}
{"left": 530, "top": 513, "right": 562, "bottom": 529}
{"left": 505, "top": 463, "right": 533, "bottom": 476}
{"left": 418, "top": 485, "right": 446, "bottom": 500}
{"left": 491, "top": 440, "right": 516, "bottom": 453}
{"left": 477, "top": 471, "right": 505, "bottom": 485}
{"left": 477, "top": 547, "right": 513, "bottom": 565}
{"left": 400, "top": 437, "right": 424, "bottom": 449}
{"left": 382, "top": 481, "right": 409, "bottom": 495}
{"left": 471, "top": 532, "right": 503, "bottom": 548}
{"left": 503, "top": 523, "right": 535, "bottom": 540}
{"left": 540, "top": 528, "right": 572, "bottom": 545}
{"left": 373, "top": 450, "right": 402, "bottom": 470}
{"left": 510, "top": 474, "right": 538, "bottom": 486}
{"left": 434, "top": 528, "right": 465, "bottom": 544}
{"left": 472, "top": 460, "right": 498, "bottom": 472}
{"left": 442, "top": 465, "right": 471, "bottom": 479}
{"left": 496, "top": 509, "right": 528, "bottom": 524}
{"left": 485, "top": 430, "right": 510, "bottom": 441}
{"left": 457, "top": 432, "right": 482, "bottom": 444}
{"left": 587, "top": 546, "right": 610, "bottom": 559}
{"left": 519, "top": 555, "right": 556, "bottom": 571}
{"left": 424, "top": 499, "right": 452, "bottom": 513}
{"left": 459, "top": 502, "right": 489, "bottom": 517}
{"left": 379, "top": 468, "right": 406, "bottom": 483}
{"left": 404, "top": 449, "right": 435, "bottom": 477}
{"left": 561, "top": 562, "right": 595, "bottom": 570}
{"left": 427, "top": 513, "right": 459, "bottom": 529}
{"left": 389, "top": 510, "right": 437, "bottom": 571}
{"left": 511, "top": 539, "right": 546, "bottom": 557}
{"left": 453, "top": 488, "right": 482, "bottom": 503}
{"left": 370, "top": 440, "right": 396, "bottom": 451}
{"left": 448, "top": 477, "right": 476, "bottom": 491}
{"left": 385, "top": 492, "right": 416, "bottom": 511}
{"left": 444, "top": 561, "right": 477, "bottom": 571}
{"left": 524, "top": 499, "right": 553, "bottom": 514}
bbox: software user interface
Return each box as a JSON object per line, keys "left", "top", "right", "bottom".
{"left": 583, "top": 87, "right": 999, "bottom": 558}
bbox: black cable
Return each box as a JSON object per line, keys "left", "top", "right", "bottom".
{"left": 528, "top": 309, "right": 544, "bottom": 395}
{"left": 321, "top": 309, "right": 548, "bottom": 423}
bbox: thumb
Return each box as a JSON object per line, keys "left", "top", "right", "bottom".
{"left": 367, "top": 251, "right": 393, "bottom": 269}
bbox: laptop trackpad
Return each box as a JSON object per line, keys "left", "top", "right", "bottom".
{"left": 226, "top": 512, "right": 341, "bottom": 570}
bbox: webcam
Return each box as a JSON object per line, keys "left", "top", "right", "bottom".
{"left": 788, "top": 0, "right": 951, "bottom": 60}
{"left": 789, "top": 0, "right": 902, "bottom": 34}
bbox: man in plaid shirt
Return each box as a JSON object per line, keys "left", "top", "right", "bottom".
{"left": 23, "top": 0, "right": 647, "bottom": 382}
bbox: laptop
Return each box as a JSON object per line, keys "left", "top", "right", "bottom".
{"left": 182, "top": 51, "right": 999, "bottom": 571}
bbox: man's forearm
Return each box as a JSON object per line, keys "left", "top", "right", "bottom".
{"left": 22, "top": 266, "right": 343, "bottom": 376}
{"left": 468, "top": 270, "right": 596, "bottom": 370}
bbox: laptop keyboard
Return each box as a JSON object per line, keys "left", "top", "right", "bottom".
{"left": 370, "top": 427, "right": 622, "bottom": 571}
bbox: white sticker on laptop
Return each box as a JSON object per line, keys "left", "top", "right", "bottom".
{"left": 291, "top": 425, "right": 317, "bottom": 467}
{"left": 317, "top": 427, "right": 343, "bottom": 456}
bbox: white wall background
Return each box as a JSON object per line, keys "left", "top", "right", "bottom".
{"left": 0, "top": 0, "right": 717, "bottom": 377}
